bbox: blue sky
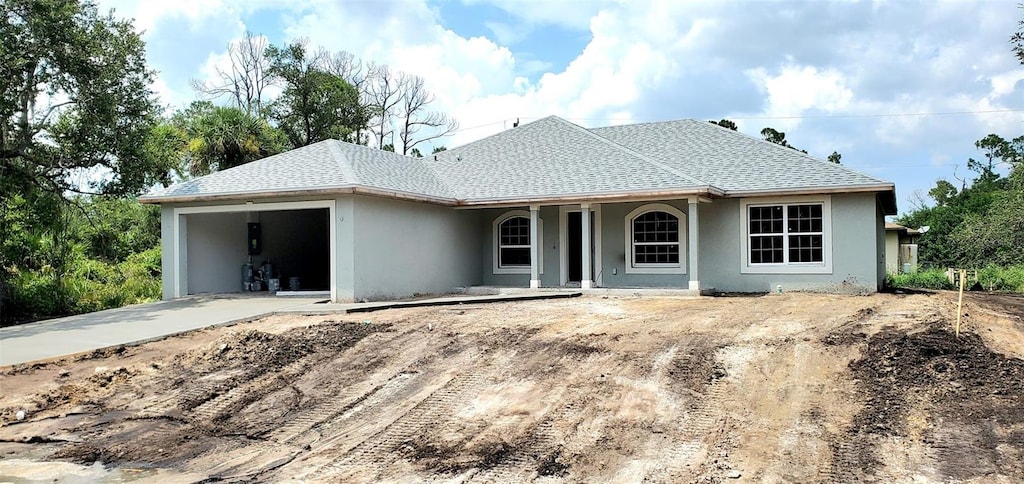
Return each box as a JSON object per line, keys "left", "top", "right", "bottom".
{"left": 98, "top": 0, "right": 1024, "bottom": 217}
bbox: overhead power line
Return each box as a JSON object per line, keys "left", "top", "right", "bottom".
{"left": 449, "top": 108, "right": 1024, "bottom": 135}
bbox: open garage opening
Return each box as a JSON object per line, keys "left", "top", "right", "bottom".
{"left": 184, "top": 208, "right": 330, "bottom": 296}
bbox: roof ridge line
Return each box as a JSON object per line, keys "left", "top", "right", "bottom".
{"left": 347, "top": 140, "right": 461, "bottom": 199}
{"left": 325, "top": 140, "right": 361, "bottom": 185}
{"left": 554, "top": 117, "right": 709, "bottom": 186}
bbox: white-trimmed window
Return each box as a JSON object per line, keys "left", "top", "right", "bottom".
{"left": 740, "top": 197, "right": 832, "bottom": 274}
{"left": 493, "top": 211, "right": 542, "bottom": 274}
{"left": 625, "top": 204, "right": 686, "bottom": 274}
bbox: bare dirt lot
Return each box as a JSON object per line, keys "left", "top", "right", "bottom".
{"left": 1, "top": 291, "right": 1023, "bottom": 482}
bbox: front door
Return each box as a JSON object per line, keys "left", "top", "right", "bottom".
{"left": 566, "top": 211, "right": 595, "bottom": 283}
{"left": 568, "top": 212, "right": 582, "bottom": 282}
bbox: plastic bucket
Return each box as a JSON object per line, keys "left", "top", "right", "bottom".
{"left": 268, "top": 278, "right": 280, "bottom": 294}
{"left": 288, "top": 276, "right": 300, "bottom": 291}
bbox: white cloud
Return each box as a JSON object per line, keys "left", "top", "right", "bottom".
{"left": 746, "top": 65, "right": 854, "bottom": 131}
{"left": 96, "top": 0, "right": 1024, "bottom": 211}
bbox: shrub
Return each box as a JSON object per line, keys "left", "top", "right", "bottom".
{"left": 976, "top": 265, "right": 1024, "bottom": 292}
{"left": 886, "top": 269, "right": 955, "bottom": 290}
{"left": 887, "top": 266, "right": 1024, "bottom": 293}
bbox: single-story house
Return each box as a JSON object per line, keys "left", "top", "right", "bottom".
{"left": 139, "top": 116, "right": 897, "bottom": 301}
{"left": 884, "top": 222, "right": 921, "bottom": 274}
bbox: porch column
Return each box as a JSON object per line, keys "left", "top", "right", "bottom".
{"left": 530, "top": 205, "right": 541, "bottom": 289}
{"left": 688, "top": 200, "right": 700, "bottom": 291}
{"left": 581, "top": 203, "right": 593, "bottom": 289}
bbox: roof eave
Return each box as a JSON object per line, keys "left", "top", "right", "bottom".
{"left": 138, "top": 185, "right": 458, "bottom": 206}
{"left": 453, "top": 186, "right": 723, "bottom": 208}
{"left": 722, "top": 183, "right": 898, "bottom": 215}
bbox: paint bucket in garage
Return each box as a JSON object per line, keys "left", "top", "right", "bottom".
{"left": 241, "top": 262, "right": 254, "bottom": 291}
{"left": 268, "top": 278, "right": 280, "bottom": 295}
{"left": 288, "top": 276, "right": 300, "bottom": 291}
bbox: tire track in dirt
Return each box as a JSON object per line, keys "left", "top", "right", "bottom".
{"left": 590, "top": 342, "right": 727, "bottom": 482}
{"left": 303, "top": 347, "right": 507, "bottom": 481}
{"left": 318, "top": 371, "right": 489, "bottom": 479}
{"left": 264, "top": 328, "right": 445, "bottom": 445}
{"left": 269, "top": 371, "right": 419, "bottom": 445}
{"left": 188, "top": 360, "right": 311, "bottom": 423}
{"left": 463, "top": 399, "right": 582, "bottom": 482}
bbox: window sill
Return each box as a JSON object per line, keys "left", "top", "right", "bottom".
{"left": 740, "top": 263, "right": 831, "bottom": 275}
{"left": 623, "top": 265, "right": 686, "bottom": 275}
{"left": 493, "top": 267, "right": 542, "bottom": 275}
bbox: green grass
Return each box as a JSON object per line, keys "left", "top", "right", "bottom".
{"left": 976, "top": 265, "right": 1024, "bottom": 292}
{"left": 887, "top": 265, "right": 1024, "bottom": 293}
{"left": 886, "top": 268, "right": 955, "bottom": 290}
{"left": 5, "top": 247, "right": 161, "bottom": 323}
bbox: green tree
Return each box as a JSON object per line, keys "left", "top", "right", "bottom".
{"left": 1, "top": 0, "right": 164, "bottom": 197}
{"left": 759, "top": 127, "right": 808, "bottom": 153}
{"left": 1, "top": 0, "right": 163, "bottom": 316}
{"left": 175, "top": 101, "right": 286, "bottom": 176}
{"left": 1012, "top": 5, "right": 1024, "bottom": 64}
{"left": 927, "top": 180, "right": 958, "bottom": 206}
{"left": 709, "top": 119, "right": 738, "bottom": 130}
{"left": 898, "top": 133, "right": 1023, "bottom": 267}
{"left": 828, "top": 151, "right": 842, "bottom": 164}
{"left": 266, "top": 41, "right": 365, "bottom": 147}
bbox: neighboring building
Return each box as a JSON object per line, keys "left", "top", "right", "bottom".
{"left": 139, "top": 116, "right": 897, "bottom": 302}
{"left": 884, "top": 222, "right": 921, "bottom": 274}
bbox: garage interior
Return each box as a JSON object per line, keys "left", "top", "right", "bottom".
{"left": 184, "top": 208, "right": 330, "bottom": 296}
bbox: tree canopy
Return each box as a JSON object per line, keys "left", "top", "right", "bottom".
{"left": 266, "top": 41, "right": 365, "bottom": 147}
{"left": 1, "top": 0, "right": 164, "bottom": 198}
{"left": 174, "top": 101, "right": 286, "bottom": 176}
{"left": 898, "top": 133, "right": 1023, "bottom": 267}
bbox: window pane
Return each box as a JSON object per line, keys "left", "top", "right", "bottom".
{"left": 635, "top": 244, "right": 679, "bottom": 264}
{"left": 788, "top": 204, "right": 822, "bottom": 233}
{"left": 750, "top": 206, "right": 783, "bottom": 234}
{"left": 500, "top": 247, "right": 531, "bottom": 266}
{"left": 633, "top": 211, "right": 678, "bottom": 243}
{"left": 789, "top": 234, "right": 823, "bottom": 262}
{"left": 750, "top": 235, "right": 784, "bottom": 263}
{"left": 499, "top": 217, "right": 530, "bottom": 246}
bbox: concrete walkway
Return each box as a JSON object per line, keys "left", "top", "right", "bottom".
{"left": 0, "top": 295, "right": 325, "bottom": 366}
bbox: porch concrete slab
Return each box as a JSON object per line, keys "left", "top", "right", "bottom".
{"left": 0, "top": 295, "right": 325, "bottom": 367}
{"left": 276, "top": 292, "right": 583, "bottom": 315}
{"left": 462, "top": 286, "right": 714, "bottom": 297}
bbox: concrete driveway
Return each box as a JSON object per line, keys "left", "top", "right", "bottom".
{"left": 0, "top": 295, "right": 326, "bottom": 366}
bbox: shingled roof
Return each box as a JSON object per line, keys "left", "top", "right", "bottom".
{"left": 140, "top": 140, "right": 455, "bottom": 203}
{"left": 140, "top": 115, "right": 896, "bottom": 213}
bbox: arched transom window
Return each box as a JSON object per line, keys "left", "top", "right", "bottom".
{"left": 493, "top": 210, "right": 543, "bottom": 274}
{"left": 498, "top": 216, "right": 531, "bottom": 267}
{"left": 625, "top": 204, "right": 686, "bottom": 274}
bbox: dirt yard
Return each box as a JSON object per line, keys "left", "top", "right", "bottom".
{"left": 1, "top": 291, "right": 1023, "bottom": 482}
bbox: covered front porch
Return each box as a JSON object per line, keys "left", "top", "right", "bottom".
{"left": 473, "top": 198, "right": 710, "bottom": 293}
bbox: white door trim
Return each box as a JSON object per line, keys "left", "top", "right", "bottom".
{"left": 172, "top": 200, "right": 338, "bottom": 302}
{"left": 559, "top": 204, "right": 603, "bottom": 287}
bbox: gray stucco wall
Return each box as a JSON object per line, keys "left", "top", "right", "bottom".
{"left": 599, "top": 200, "right": 692, "bottom": 288}
{"left": 479, "top": 206, "right": 561, "bottom": 287}
{"left": 472, "top": 194, "right": 882, "bottom": 292}
{"left": 876, "top": 200, "right": 887, "bottom": 288}
{"left": 697, "top": 193, "right": 882, "bottom": 293}
{"left": 185, "top": 212, "right": 249, "bottom": 294}
{"left": 160, "top": 207, "right": 175, "bottom": 299}
{"left": 350, "top": 195, "right": 481, "bottom": 301}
